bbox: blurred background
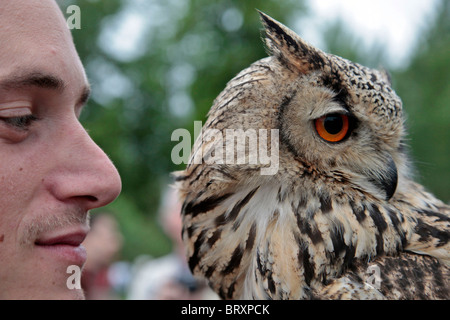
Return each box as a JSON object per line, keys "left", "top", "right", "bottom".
{"left": 56, "top": 0, "right": 450, "bottom": 299}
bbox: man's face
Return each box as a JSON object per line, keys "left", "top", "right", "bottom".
{"left": 0, "top": 1, "right": 122, "bottom": 299}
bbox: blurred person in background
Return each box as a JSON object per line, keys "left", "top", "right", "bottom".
{"left": 81, "top": 212, "right": 124, "bottom": 299}
{"left": 127, "top": 186, "right": 217, "bottom": 300}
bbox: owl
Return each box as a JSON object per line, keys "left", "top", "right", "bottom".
{"left": 174, "top": 12, "right": 449, "bottom": 299}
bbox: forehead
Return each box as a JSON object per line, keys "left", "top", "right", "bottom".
{"left": 0, "top": 1, "right": 67, "bottom": 48}
{"left": 320, "top": 54, "right": 402, "bottom": 124}
{"left": 0, "top": 0, "right": 87, "bottom": 90}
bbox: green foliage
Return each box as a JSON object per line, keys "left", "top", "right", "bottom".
{"left": 57, "top": 0, "right": 449, "bottom": 261}
{"left": 393, "top": 0, "right": 450, "bottom": 202}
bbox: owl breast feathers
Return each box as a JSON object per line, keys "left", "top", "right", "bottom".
{"left": 174, "top": 12, "right": 449, "bottom": 299}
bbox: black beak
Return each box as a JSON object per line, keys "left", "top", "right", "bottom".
{"left": 364, "top": 153, "right": 398, "bottom": 201}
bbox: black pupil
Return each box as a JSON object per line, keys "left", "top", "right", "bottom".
{"left": 324, "top": 114, "right": 343, "bottom": 134}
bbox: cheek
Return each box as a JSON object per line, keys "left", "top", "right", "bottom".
{"left": 0, "top": 146, "right": 46, "bottom": 236}
{"left": 0, "top": 159, "right": 35, "bottom": 203}
{"left": 0, "top": 159, "right": 35, "bottom": 293}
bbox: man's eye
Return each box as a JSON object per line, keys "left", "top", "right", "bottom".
{"left": 0, "top": 114, "right": 38, "bottom": 130}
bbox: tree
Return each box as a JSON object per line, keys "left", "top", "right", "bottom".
{"left": 393, "top": 0, "right": 450, "bottom": 202}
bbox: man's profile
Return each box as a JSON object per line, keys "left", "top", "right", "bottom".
{"left": 0, "top": 0, "right": 122, "bottom": 299}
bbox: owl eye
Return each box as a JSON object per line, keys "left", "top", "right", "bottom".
{"left": 314, "top": 113, "right": 350, "bottom": 143}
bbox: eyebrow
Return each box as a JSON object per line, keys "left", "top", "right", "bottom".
{"left": 0, "top": 70, "right": 91, "bottom": 106}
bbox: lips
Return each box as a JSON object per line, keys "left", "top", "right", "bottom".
{"left": 35, "top": 232, "right": 87, "bottom": 247}
{"left": 34, "top": 230, "right": 88, "bottom": 265}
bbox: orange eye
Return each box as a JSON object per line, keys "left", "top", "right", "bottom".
{"left": 314, "top": 113, "right": 350, "bottom": 142}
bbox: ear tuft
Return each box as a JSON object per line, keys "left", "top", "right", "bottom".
{"left": 258, "top": 11, "right": 327, "bottom": 74}
{"left": 378, "top": 67, "right": 392, "bottom": 86}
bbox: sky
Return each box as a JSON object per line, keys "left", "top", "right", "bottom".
{"left": 100, "top": 0, "right": 441, "bottom": 70}
{"left": 298, "top": 0, "right": 440, "bottom": 68}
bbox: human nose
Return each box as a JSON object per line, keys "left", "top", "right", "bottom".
{"left": 45, "top": 119, "right": 122, "bottom": 210}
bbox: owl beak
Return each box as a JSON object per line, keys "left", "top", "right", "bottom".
{"left": 364, "top": 154, "right": 398, "bottom": 201}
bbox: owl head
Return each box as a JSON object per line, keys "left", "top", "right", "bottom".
{"left": 191, "top": 12, "right": 409, "bottom": 203}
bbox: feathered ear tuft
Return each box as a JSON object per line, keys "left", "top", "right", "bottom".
{"left": 258, "top": 11, "right": 327, "bottom": 74}
{"left": 378, "top": 68, "right": 392, "bottom": 86}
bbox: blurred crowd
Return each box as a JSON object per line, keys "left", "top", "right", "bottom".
{"left": 81, "top": 187, "right": 218, "bottom": 300}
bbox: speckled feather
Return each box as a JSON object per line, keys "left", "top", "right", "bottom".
{"left": 174, "top": 12, "right": 449, "bottom": 299}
